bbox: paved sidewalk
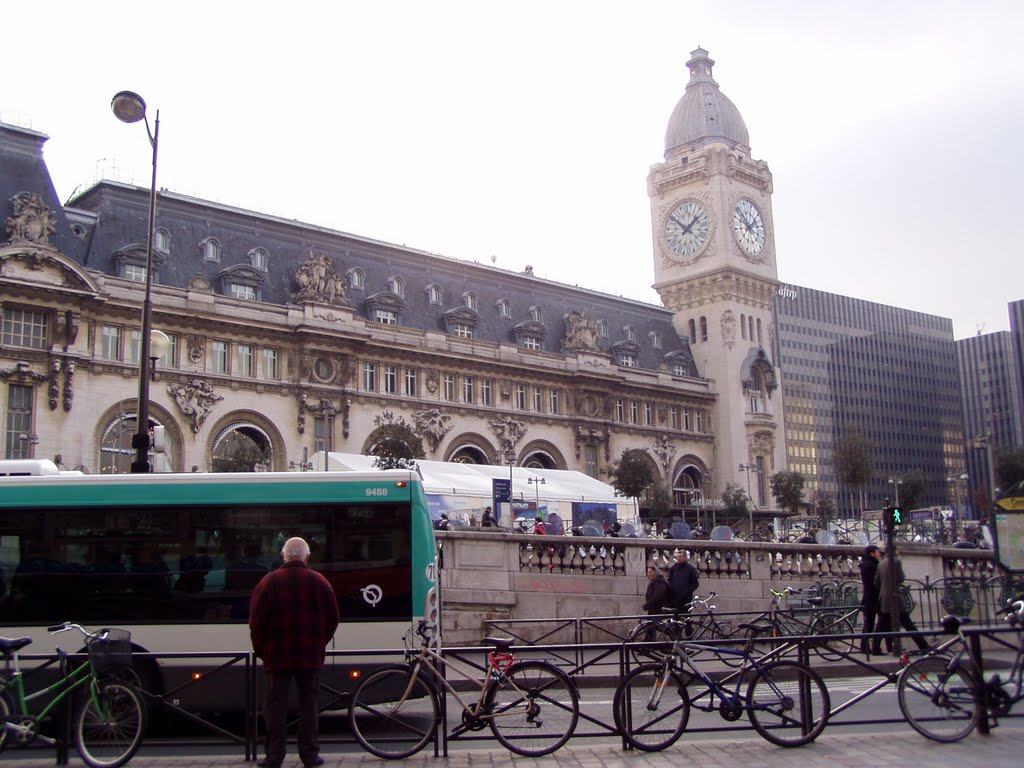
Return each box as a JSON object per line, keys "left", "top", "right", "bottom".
{"left": 2, "top": 728, "right": 1022, "bottom": 768}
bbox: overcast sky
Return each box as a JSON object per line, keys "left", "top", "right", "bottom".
{"left": 4, "top": 1, "right": 1021, "bottom": 340}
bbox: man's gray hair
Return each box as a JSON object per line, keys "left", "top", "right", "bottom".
{"left": 281, "top": 537, "right": 310, "bottom": 562}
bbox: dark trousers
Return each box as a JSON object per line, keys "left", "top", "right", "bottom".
{"left": 263, "top": 669, "right": 320, "bottom": 766}
{"left": 860, "top": 607, "right": 878, "bottom": 652}
{"left": 871, "top": 612, "right": 929, "bottom": 653}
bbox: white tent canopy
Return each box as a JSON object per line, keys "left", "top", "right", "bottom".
{"left": 315, "top": 451, "right": 623, "bottom": 504}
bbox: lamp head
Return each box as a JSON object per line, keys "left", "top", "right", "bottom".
{"left": 111, "top": 91, "right": 147, "bottom": 124}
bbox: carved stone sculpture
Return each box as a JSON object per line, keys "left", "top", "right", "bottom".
{"left": 4, "top": 192, "right": 56, "bottom": 246}
{"left": 167, "top": 379, "right": 224, "bottom": 433}
{"left": 562, "top": 310, "right": 601, "bottom": 353}
{"left": 293, "top": 251, "right": 350, "bottom": 307}
{"left": 414, "top": 408, "right": 453, "bottom": 451}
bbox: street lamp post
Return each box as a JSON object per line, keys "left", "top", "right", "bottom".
{"left": 112, "top": 91, "right": 160, "bottom": 474}
{"left": 738, "top": 463, "right": 758, "bottom": 538}
{"left": 527, "top": 476, "right": 546, "bottom": 510}
{"left": 888, "top": 477, "right": 903, "bottom": 507}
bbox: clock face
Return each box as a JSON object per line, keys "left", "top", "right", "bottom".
{"left": 664, "top": 201, "right": 710, "bottom": 260}
{"left": 732, "top": 199, "right": 766, "bottom": 256}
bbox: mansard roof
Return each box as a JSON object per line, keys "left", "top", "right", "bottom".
{"left": 62, "top": 179, "right": 699, "bottom": 374}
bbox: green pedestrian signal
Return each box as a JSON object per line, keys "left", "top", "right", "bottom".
{"left": 883, "top": 505, "right": 904, "bottom": 527}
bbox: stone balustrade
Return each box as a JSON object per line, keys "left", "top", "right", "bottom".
{"left": 436, "top": 529, "right": 1002, "bottom": 645}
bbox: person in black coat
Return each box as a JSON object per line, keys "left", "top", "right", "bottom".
{"left": 642, "top": 565, "right": 670, "bottom": 615}
{"left": 667, "top": 549, "right": 700, "bottom": 612}
{"left": 873, "top": 546, "right": 929, "bottom": 653}
{"left": 859, "top": 544, "right": 882, "bottom": 653}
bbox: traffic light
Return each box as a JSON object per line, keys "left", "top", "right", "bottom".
{"left": 883, "top": 505, "right": 905, "bottom": 527}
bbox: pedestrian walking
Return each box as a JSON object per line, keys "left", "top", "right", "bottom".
{"left": 481, "top": 506, "right": 496, "bottom": 527}
{"left": 872, "top": 545, "right": 929, "bottom": 654}
{"left": 249, "top": 537, "right": 339, "bottom": 768}
{"left": 859, "top": 543, "right": 882, "bottom": 653}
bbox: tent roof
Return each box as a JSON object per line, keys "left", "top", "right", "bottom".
{"left": 318, "top": 452, "right": 623, "bottom": 504}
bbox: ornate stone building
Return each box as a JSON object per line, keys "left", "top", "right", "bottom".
{"left": 0, "top": 119, "right": 719, "bottom": 510}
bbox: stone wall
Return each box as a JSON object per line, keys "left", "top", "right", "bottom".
{"left": 436, "top": 530, "right": 1000, "bottom": 645}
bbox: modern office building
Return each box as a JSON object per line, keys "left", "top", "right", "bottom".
{"left": 775, "top": 284, "right": 965, "bottom": 517}
{"left": 956, "top": 302, "right": 1024, "bottom": 512}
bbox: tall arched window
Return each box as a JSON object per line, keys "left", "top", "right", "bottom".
{"left": 688, "top": 319, "right": 696, "bottom": 344}
{"left": 699, "top": 316, "right": 708, "bottom": 342}
{"left": 740, "top": 314, "right": 747, "bottom": 340}
{"left": 756, "top": 318, "right": 763, "bottom": 344}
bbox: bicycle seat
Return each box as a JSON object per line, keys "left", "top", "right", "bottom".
{"left": 0, "top": 637, "right": 32, "bottom": 653}
{"left": 481, "top": 637, "right": 515, "bottom": 652}
{"left": 806, "top": 596, "right": 824, "bottom": 606}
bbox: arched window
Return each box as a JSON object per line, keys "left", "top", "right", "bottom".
{"left": 740, "top": 314, "right": 747, "bottom": 340}
{"left": 348, "top": 268, "right": 365, "bottom": 290}
{"left": 756, "top": 317, "right": 763, "bottom": 344}
{"left": 427, "top": 284, "right": 442, "bottom": 304}
{"left": 749, "top": 368, "right": 766, "bottom": 413}
{"left": 748, "top": 315, "right": 755, "bottom": 340}
{"left": 249, "top": 248, "right": 268, "bottom": 270}
{"left": 650, "top": 330, "right": 663, "bottom": 349}
{"left": 212, "top": 424, "right": 272, "bottom": 472}
{"left": 596, "top": 319, "right": 608, "bottom": 338}
{"left": 463, "top": 292, "right": 478, "bottom": 311}
{"left": 100, "top": 413, "right": 167, "bottom": 474}
{"left": 202, "top": 238, "right": 221, "bottom": 262}
{"left": 530, "top": 305, "right": 544, "bottom": 323}
{"left": 154, "top": 228, "right": 170, "bottom": 252}
{"left": 387, "top": 276, "right": 405, "bottom": 298}
{"left": 497, "top": 298, "right": 511, "bottom": 318}
{"left": 699, "top": 316, "right": 708, "bottom": 342}
{"left": 624, "top": 325, "right": 636, "bottom": 342}
{"left": 688, "top": 319, "right": 696, "bottom": 344}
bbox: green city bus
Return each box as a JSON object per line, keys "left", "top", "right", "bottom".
{"left": 0, "top": 462, "right": 438, "bottom": 712}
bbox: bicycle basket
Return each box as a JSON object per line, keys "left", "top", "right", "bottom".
{"left": 87, "top": 628, "right": 132, "bottom": 675}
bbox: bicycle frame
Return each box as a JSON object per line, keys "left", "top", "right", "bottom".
{"left": 399, "top": 643, "right": 538, "bottom": 733}
{"left": 0, "top": 653, "right": 104, "bottom": 744}
{"left": 665, "top": 639, "right": 781, "bottom": 715}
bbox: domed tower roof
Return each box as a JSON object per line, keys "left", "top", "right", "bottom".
{"left": 664, "top": 48, "right": 749, "bottom": 157}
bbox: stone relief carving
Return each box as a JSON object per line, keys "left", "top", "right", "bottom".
{"left": 489, "top": 416, "right": 528, "bottom": 454}
{"left": 573, "top": 423, "right": 611, "bottom": 461}
{"left": 48, "top": 359, "right": 60, "bottom": 410}
{"left": 293, "top": 252, "right": 349, "bottom": 307}
{"left": 187, "top": 273, "right": 212, "bottom": 292}
{"left": 721, "top": 309, "right": 736, "bottom": 350}
{"left": 425, "top": 369, "right": 439, "bottom": 394}
{"left": 562, "top": 310, "right": 601, "bottom": 353}
{"left": 296, "top": 391, "right": 308, "bottom": 434}
{"left": 167, "top": 379, "right": 223, "bottom": 433}
{"left": 414, "top": 408, "right": 453, "bottom": 451}
{"left": 651, "top": 434, "right": 675, "bottom": 476}
{"left": 4, "top": 192, "right": 56, "bottom": 246}
{"left": 63, "top": 360, "right": 75, "bottom": 412}
{"left": 186, "top": 336, "right": 205, "bottom": 367}
{"left": 0, "top": 362, "right": 47, "bottom": 385}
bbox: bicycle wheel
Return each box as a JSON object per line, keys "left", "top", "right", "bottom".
{"left": 74, "top": 681, "right": 146, "bottom": 768}
{"left": 348, "top": 665, "right": 439, "bottom": 759}
{"left": 613, "top": 663, "right": 690, "bottom": 751}
{"left": 897, "top": 655, "right": 978, "bottom": 742}
{"left": 627, "top": 620, "right": 676, "bottom": 664}
{"left": 746, "top": 660, "right": 829, "bottom": 747}
{"left": 485, "top": 660, "right": 579, "bottom": 756}
{"left": 810, "top": 613, "right": 856, "bottom": 662}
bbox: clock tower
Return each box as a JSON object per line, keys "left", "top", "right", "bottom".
{"left": 650, "top": 48, "right": 786, "bottom": 523}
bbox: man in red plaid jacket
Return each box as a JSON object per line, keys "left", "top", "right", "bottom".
{"left": 250, "top": 537, "right": 339, "bottom": 768}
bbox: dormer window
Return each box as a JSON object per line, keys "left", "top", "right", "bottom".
{"left": 218, "top": 264, "right": 265, "bottom": 301}
{"left": 201, "top": 237, "right": 221, "bottom": 263}
{"left": 348, "top": 268, "right": 365, "bottom": 291}
{"left": 113, "top": 243, "right": 163, "bottom": 284}
{"left": 249, "top": 248, "right": 269, "bottom": 271}
{"left": 387, "top": 276, "right": 405, "bottom": 298}
{"left": 624, "top": 325, "right": 636, "bottom": 342}
{"left": 596, "top": 319, "right": 608, "bottom": 338}
{"left": 427, "top": 284, "right": 443, "bottom": 305}
{"left": 514, "top": 320, "right": 547, "bottom": 351}
{"left": 154, "top": 228, "right": 170, "bottom": 252}
{"left": 649, "top": 330, "right": 663, "bottom": 349}
{"left": 530, "top": 305, "right": 544, "bottom": 323}
{"left": 463, "top": 292, "right": 478, "bottom": 311}
{"left": 497, "top": 298, "right": 512, "bottom": 318}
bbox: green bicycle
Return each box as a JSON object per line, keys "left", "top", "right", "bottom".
{"left": 0, "top": 622, "right": 147, "bottom": 768}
